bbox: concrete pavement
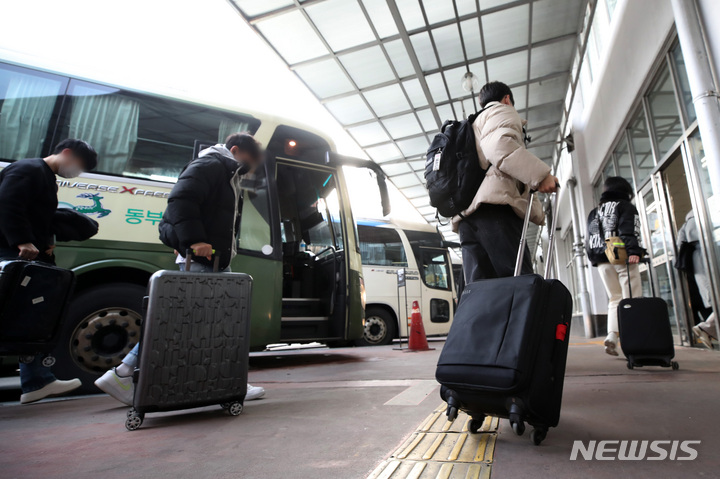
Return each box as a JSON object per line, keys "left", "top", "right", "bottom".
{"left": 0, "top": 339, "right": 719, "bottom": 478}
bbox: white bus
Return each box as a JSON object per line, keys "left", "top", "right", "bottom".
{"left": 356, "top": 219, "right": 457, "bottom": 346}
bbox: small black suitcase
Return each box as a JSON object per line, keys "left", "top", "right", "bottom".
{"left": 0, "top": 260, "right": 75, "bottom": 366}
{"left": 436, "top": 191, "right": 573, "bottom": 446}
{"left": 125, "top": 255, "right": 252, "bottom": 431}
{"left": 618, "top": 261, "right": 678, "bottom": 370}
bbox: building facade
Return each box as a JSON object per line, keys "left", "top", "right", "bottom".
{"left": 550, "top": 0, "right": 720, "bottom": 348}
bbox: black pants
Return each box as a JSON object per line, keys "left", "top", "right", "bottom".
{"left": 458, "top": 204, "right": 532, "bottom": 284}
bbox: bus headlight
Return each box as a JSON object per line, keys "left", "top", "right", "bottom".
{"left": 359, "top": 276, "right": 367, "bottom": 311}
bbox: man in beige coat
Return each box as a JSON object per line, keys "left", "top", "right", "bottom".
{"left": 454, "top": 81, "right": 558, "bottom": 283}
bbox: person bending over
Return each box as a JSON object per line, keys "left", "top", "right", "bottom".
{"left": 0, "top": 139, "right": 97, "bottom": 404}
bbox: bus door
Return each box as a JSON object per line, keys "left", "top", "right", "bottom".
{"left": 416, "top": 247, "right": 454, "bottom": 336}
{"left": 397, "top": 259, "right": 423, "bottom": 338}
{"left": 275, "top": 159, "right": 347, "bottom": 342}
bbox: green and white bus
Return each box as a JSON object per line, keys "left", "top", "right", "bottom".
{"left": 0, "top": 60, "right": 390, "bottom": 388}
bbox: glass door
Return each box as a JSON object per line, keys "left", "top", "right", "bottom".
{"left": 637, "top": 152, "right": 690, "bottom": 345}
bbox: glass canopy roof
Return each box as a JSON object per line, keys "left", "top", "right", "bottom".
{"left": 229, "top": 0, "right": 589, "bottom": 243}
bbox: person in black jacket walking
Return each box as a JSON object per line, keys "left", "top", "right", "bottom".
{"left": 0, "top": 139, "right": 98, "bottom": 404}
{"left": 157, "top": 133, "right": 262, "bottom": 270}
{"left": 585, "top": 176, "right": 646, "bottom": 356}
{"left": 95, "top": 133, "right": 268, "bottom": 404}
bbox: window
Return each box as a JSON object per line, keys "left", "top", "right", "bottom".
{"left": 670, "top": 43, "right": 697, "bottom": 125}
{"left": 0, "top": 63, "right": 67, "bottom": 161}
{"left": 613, "top": 133, "right": 634, "bottom": 188}
{"left": 402, "top": 230, "right": 450, "bottom": 290}
{"left": 647, "top": 209, "right": 665, "bottom": 257}
{"left": 646, "top": 63, "right": 684, "bottom": 159}
{"left": 357, "top": 225, "right": 408, "bottom": 267}
{"left": 276, "top": 163, "right": 344, "bottom": 253}
{"left": 689, "top": 131, "right": 720, "bottom": 283}
{"left": 602, "top": 159, "right": 616, "bottom": 181}
{"left": 606, "top": 0, "right": 618, "bottom": 19}
{"left": 56, "top": 80, "right": 260, "bottom": 180}
{"left": 237, "top": 168, "right": 273, "bottom": 255}
{"left": 419, "top": 248, "right": 450, "bottom": 290}
{"left": 628, "top": 107, "right": 654, "bottom": 185}
{"left": 593, "top": 179, "right": 603, "bottom": 204}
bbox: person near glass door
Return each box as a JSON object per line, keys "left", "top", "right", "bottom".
{"left": 676, "top": 211, "right": 717, "bottom": 348}
{"left": 586, "top": 176, "right": 646, "bottom": 356}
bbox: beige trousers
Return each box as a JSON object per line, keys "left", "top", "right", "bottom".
{"left": 597, "top": 263, "right": 642, "bottom": 334}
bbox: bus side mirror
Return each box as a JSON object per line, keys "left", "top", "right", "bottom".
{"left": 376, "top": 173, "right": 391, "bottom": 217}
{"left": 328, "top": 152, "right": 392, "bottom": 217}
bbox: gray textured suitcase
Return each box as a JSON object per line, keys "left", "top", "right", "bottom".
{"left": 125, "top": 256, "right": 252, "bottom": 431}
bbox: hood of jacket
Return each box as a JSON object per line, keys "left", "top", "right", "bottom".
{"left": 198, "top": 144, "right": 247, "bottom": 175}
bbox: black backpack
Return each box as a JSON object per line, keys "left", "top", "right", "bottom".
{"left": 424, "top": 107, "right": 490, "bottom": 218}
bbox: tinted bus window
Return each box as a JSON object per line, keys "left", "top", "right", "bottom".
{"left": 0, "top": 63, "right": 67, "bottom": 161}
{"left": 357, "top": 225, "right": 408, "bottom": 267}
{"left": 420, "top": 248, "right": 450, "bottom": 290}
{"left": 404, "top": 230, "right": 450, "bottom": 290}
{"left": 56, "top": 80, "right": 260, "bottom": 180}
{"left": 237, "top": 168, "right": 273, "bottom": 254}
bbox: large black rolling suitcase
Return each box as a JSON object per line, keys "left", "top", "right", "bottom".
{"left": 618, "top": 260, "right": 678, "bottom": 370}
{"left": 0, "top": 260, "right": 75, "bottom": 366}
{"left": 436, "top": 191, "right": 573, "bottom": 446}
{"left": 125, "top": 254, "right": 252, "bottom": 431}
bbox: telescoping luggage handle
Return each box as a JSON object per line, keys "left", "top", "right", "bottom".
{"left": 185, "top": 249, "right": 221, "bottom": 272}
{"left": 514, "top": 185, "right": 561, "bottom": 278}
{"left": 626, "top": 257, "right": 651, "bottom": 299}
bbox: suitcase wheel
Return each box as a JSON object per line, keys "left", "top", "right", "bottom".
{"left": 626, "top": 361, "right": 634, "bottom": 370}
{"left": 41, "top": 355, "right": 55, "bottom": 368}
{"left": 530, "top": 428, "right": 548, "bottom": 446}
{"left": 446, "top": 406, "right": 458, "bottom": 422}
{"left": 19, "top": 355, "right": 36, "bottom": 364}
{"left": 468, "top": 416, "right": 485, "bottom": 434}
{"left": 671, "top": 361, "right": 679, "bottom": 370}
{"left": 225, "top": 401, "right": 243, "bottom": 416}
{"left": 510, "top": 419, "right": 525, "bottom": 436}
{"left": 125, "top": 408, "right": 144, "bottom": 431}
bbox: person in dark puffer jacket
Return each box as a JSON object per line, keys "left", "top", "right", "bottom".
{"left": 586, "top": 176, "right": 646, "bottom": 356}
{"left": 95, "top": 133, "right": 268, "bottom": 405}
{"left": 158, "top": 133, "right": 262, "bottom": 270}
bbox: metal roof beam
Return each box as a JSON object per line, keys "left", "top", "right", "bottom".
{"left": 243, "top": 0, "right": 533, "bottom": 27}
{"left": 386, "top": 0, "right": 442, "bottom": 129}
{"left": 420, "top": 32, "right": 577, "bottom": 77}
{"left": 346, "top": 98, "right": 566, "bottom": 131}
{"left": 321, "top": 69, "right": 569, "bottom": 105}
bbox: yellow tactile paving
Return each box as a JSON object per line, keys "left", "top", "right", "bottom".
{"left": 367, "top": 405, "right": 499, "bottom": 479}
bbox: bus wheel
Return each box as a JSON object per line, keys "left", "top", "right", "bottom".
{"left": 52, "top": 283, "right": 145, "bottom": 393}
{"left": 355, "top": 307, "right": 396, "bottom": 347}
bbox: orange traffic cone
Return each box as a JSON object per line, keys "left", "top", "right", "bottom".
{"left": 406, "top": 301, "right": 434, "bottom": 352}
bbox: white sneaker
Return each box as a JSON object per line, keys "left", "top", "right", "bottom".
{"left": 604, "top": 332, "right": 619, "bottom": 356}
{"left": 246, "top": 383, "right": 265, "bottom": 401}
{"left": 20, "top": 378, "right": 82, "bottom": 404}
{"left": 94, "top": 368, "right": 134, "bottom": 406}
{"left": 693, "top": 325, "right": 713, "bottom": 349}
